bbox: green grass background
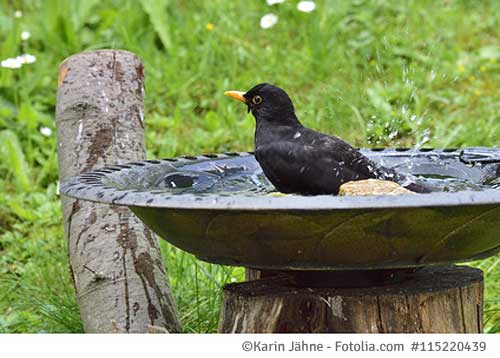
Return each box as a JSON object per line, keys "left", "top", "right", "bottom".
{"left": 1, "top": 0, "right": 499, "bottom": 332}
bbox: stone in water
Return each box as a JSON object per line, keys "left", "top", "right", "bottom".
{"left": 339, "top": 179, "right": 415, "bottom": 196}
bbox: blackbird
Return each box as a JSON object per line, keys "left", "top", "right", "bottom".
{"left": 225, "top": 83, "right": 430, "bottom": 195}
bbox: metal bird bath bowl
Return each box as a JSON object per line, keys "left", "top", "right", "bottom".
{"left": 61, "top": 148, "right": 500, "bottom": 271}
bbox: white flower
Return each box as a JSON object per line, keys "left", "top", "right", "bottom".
{"left": 297, "top": 1, "right": 316, "bottom": 12}
{"left": 21, "top": 31, "right": 31, "bottom": 41}
{"left": 1, "top": 54, "right": 36, "bottom": 69}
{"left": 1, "top": 57, "right": 23, "bottom": 69}
{"left": 14, "top": 10, "right": 22, "bottom": 18}
{"left": 266, "top": 0, "right": 285, "bottom": 5}
{"left": 260, "top": 13, "right": 278, "bottom": 29}
{"left": 18, "top": 54, "right": 36, "bottom": 64}
{"left": 40, "top": 126, "right": 52, "bottom": 137}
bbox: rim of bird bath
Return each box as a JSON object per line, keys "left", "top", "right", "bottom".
{"left": 60, "top": 147, "right": 500, "bottom": 211}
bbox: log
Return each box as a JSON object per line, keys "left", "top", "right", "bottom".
{"left": 219, "top": 265, "right": 483, "bottom": 333}
{"left": 56, "top": 50, "right": 181, "bottom": 332}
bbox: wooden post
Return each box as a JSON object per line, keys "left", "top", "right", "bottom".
{"left": 220, "top": 265, "right": 483, "bottom": 333}
{"left": 56, "top": 50, "right": 181, "bottom": 333}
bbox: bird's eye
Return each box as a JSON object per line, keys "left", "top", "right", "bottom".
{"left": 252, "top": 95, "right": 263, "bottom": 105}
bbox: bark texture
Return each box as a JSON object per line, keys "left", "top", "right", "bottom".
{"left": 56, "top": 50, "right": 181, "bottom": 333}
{"left": 220, "top": 265, "right": 483, "bottom": 333}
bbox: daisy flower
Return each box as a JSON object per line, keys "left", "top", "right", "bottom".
{"left": 40, "top": 126, "right": 53, "bottom": 136}
{"left": 18, "top": 54, "right": 37, "bottom": 64}
{"left": 267, "top": 0, "right": 285, "bottom": 5}
{"left": 260, "top": 13, "right": 278, "bottom": 29}
{"left": 1, "top": 57, "right": 23, "bottom": 69}
{"left": 297, "top": 1, "right": 316, "bottom": 13}
{"left": 21, "top": 31, "right": 31, "bottom": 41}
{"left": 1, "top": 54, "right": 36, "bottom": 69}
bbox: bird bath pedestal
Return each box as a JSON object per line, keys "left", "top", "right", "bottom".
{"left": 62, "top": 147, "right": 500, "bottom": 333}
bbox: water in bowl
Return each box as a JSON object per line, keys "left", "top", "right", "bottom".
{"left": 152, "top": 158, "right": 499, "bottom": 196}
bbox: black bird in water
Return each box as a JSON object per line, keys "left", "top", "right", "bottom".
{"left": 225, "top": 83, "right": 430, "bottom": 195}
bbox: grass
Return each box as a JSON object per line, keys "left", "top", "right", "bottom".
{"left": 0, "top": 0, "right": 499, "bottom": 332}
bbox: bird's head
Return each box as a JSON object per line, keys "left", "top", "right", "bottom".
{"left": 224, "top": 83, "right": 297, "bottom": 125}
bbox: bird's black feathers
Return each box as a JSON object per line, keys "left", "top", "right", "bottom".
{"left": 239, "top": 83, "right": 430, "bottom": 195}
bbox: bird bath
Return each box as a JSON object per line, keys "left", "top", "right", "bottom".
{"left": 60, "top": 147, "right": 500, "bottom": 271}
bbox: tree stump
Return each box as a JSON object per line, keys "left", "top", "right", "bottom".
{"left": 220, "top": 265, "right": 483, "bottom": 333}
{"left": 56, "top": 50, "right": 181, "bottom": 332}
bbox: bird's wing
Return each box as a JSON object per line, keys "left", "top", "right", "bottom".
{"left": 311, "top": 133, "right": 388, "bottom": 179}
{"left": 306, "top": 135, "right": 432, "bottom": 192}
{"left": 255, "top": 135, "right": 381, "bottom": 194}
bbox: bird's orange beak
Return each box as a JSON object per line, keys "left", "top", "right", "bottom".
{"left": 224, "top": 90, "right": 247, "bottom": 104}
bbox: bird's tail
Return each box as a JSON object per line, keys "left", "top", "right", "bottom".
{"left": 402, "top": 181, "right": 433, "bottom": 194}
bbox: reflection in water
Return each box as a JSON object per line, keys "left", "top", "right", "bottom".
{"left": 158, "top": 171, "right": 219, "bottom": 190}
{"left": 154, "top": 165, "right": 275, "bottom": 195}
